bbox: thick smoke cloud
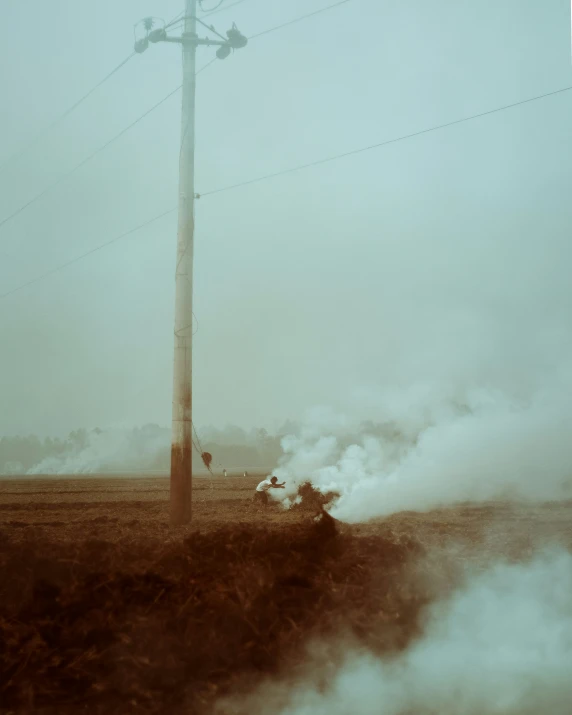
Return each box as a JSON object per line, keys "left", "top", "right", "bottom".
{"left": 218, "top": 549, "right": 572, "bottom": 715}
{"left": 273, "top": 377, "right": 572, "bottom": 521}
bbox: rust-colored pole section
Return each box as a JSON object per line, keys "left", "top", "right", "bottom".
{"left": 170, "top": 0, "right": 197, "bottom": 525}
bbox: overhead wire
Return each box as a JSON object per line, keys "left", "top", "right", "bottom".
{"left": 199, "top": 83, "right": 572, "bottom": 197}
{"left": 0, "top": 3, "right": 348, "bottom": 235}
{"left": 165, "top": 11, "right": 185, "bottom": 29}
{"left": 164, "top": 15, "right": 227, "bottom": 39}
{"left": 201, "top": 0, "right": 251, "bottom": 18}
{"left": 0, "top": 56, "right": 216, "bottom": 298}
{"left": 158, "top": 0, "right": 248, "bottom": 36}
{"left": 172, "top": 0, "right": 257, "bottom": 27}
{"left": 0, "top": 4, "right": 185, "bottom": 176}
{"left": 0, "top": 53, "right": 135, "bottom": 175}
{"left": 0, "top": 85, "right": 182, "bottom": 232}
{"left": 2, "top": 83, "right": 571, "bottom": 302}
{"left": 197, "top": 56, "right": 218, "bottom": 75}
{"left": 249, "top": 0, "right": 351, "bottom": 40}
{"left": 199, "top": 0, "right": 226, "bottom": 12}
{"left": 195, "top": 16, "right": 228, "bottom": 41}
{"left": 0, "top": 208, "right": 176, "bottom": 300}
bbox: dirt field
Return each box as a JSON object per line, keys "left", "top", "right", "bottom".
{"left": 0, "top": 475, "right": 307, "bottom": 542}
{"left": 1, "top": 474, "right": 571, "bottom": 550}
{"left": 1, "top": 476, "right": 571, "bottom": 714}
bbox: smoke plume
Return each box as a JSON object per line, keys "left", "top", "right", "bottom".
{"left": 26, "top": 425, "right": 170, "bottom": 475}
{"left": 218, "top": 548, "right": 572, "bottom": 715}
{"left": 22, "top": 423, "right": 283, "bottom": 475}
{"left": 273, "top": 379, "right": 572, "bottom": 521}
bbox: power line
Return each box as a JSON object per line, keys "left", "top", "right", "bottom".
{"left": 0, "top": 5, "right": 338, "bottom": 234}
{"left": 195, "top": 15, "right": 228, "bottom": 41}
{"left": 0, "top": 85, "right": 182, "bottom": 233}
{"left": 3, "top": 83, "right": 571, "bottom": 302}
{"left": 172, "top": 1, "right": 350, "bottom": 41}
{"left": 0, "top": 54, "right": 135, "bottom": 175}
{"left": 168, "top": 0, "right": 241, "bottom": 28}
{"left": 168, "top": 1, "right": 339, "bottom": 40}
{"left": 249, "top": 0, "right": 351, "bottom": 40}
{"left": 197, "top": 57, "right": 218, "bottom": 75}
{"left": 202, "top": 0, "right": 250, "bottom": 18}
{"left": 165, "top": 11, "right": 185, "bottom": 29}
{"left": 167, "top": 12, "right": 227, "bottom": 37}
{"left": 0, "top": 208, "right": 176, "bottom": 300}
{"left": 199, "top": 0, "right": 226, "bottom": 12}
{"left": 0, "top": 56, "right": 216, "bottom": 235}
{"left": 0, "top": 57, "right": 217, "bottom": 297}
{"left": 0, "top": 5, "right": 184, "bottom": 176}
{"left": 199, "top": 83, "right": 572, "bottom": 197}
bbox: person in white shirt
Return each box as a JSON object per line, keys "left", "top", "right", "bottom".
{"left": 254, "top": 476, "right": 286, "bottom": 506}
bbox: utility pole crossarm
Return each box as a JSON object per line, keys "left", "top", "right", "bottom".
{"left": 161, "top": 36, "right": 229, "bottom": 46}
{"left": 135, "top": 15, "right": 247, "bottom": 55}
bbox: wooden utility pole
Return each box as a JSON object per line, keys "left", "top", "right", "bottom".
{"left": 170, "top": 0, "right": 198, "bottom": 526}
{"left": 133, "top": 0, "right": 247, "bottom": 525}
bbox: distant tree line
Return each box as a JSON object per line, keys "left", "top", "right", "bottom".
{"left": 0, "top": 429, "right": 98, "bottom": 474}
{"left": 0, "top": 425, "right": 285, "bottom": 475}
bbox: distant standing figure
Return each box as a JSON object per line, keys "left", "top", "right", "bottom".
{"left": 244, "top": 470, "right": 248, "bottom": 477}
{"left": 223, "top": 469, "right": 227, "bottom": 477}
{"left": 253, "top": 476, "right": 285, "bottom": 507}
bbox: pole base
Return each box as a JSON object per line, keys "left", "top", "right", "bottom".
{"left": 170, "top": 440, "right": 193, "bottom": 525}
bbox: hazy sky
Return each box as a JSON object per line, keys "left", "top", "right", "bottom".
{"left": 1, "top": 0, "right": 571, "bottom": 437}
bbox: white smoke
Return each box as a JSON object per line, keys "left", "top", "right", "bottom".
{"left": 22, "top": 424, "right": 284, "bottom": 476}
{"left": 218, "top": 549, "right": 572, "bottom": 715}
{"left": 26, "top": 425, "right": 170, "bottom": 475}
{"left": 273, "top": 380, "right": 572, "bottom": 521}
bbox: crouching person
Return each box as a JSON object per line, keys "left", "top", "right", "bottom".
{"left": 253, "top": 476, "right": 286, "bottom": 507}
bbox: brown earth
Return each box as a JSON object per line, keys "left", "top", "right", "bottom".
{"left": 1, "top": 476, "right": 571, "bottom": 714}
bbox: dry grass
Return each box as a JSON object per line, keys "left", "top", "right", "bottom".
{"left": 0, "top": 516, "right": 424, "bottom": 714}
{"left": 1, "top": 477, "right": 571, "bottom": 714}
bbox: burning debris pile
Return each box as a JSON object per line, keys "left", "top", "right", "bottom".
{"left": 288, "top": 481, "right": 339, "bottom": 512}
{"left": 0, "top": 520, "right": 424, "bottom": 714}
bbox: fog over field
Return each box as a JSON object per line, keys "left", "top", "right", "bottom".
{"left": 1, "top": 3, "right": 572, "bottom": 714}
{"left": 1, "top": 1, "right": 571, "bottom": 470}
